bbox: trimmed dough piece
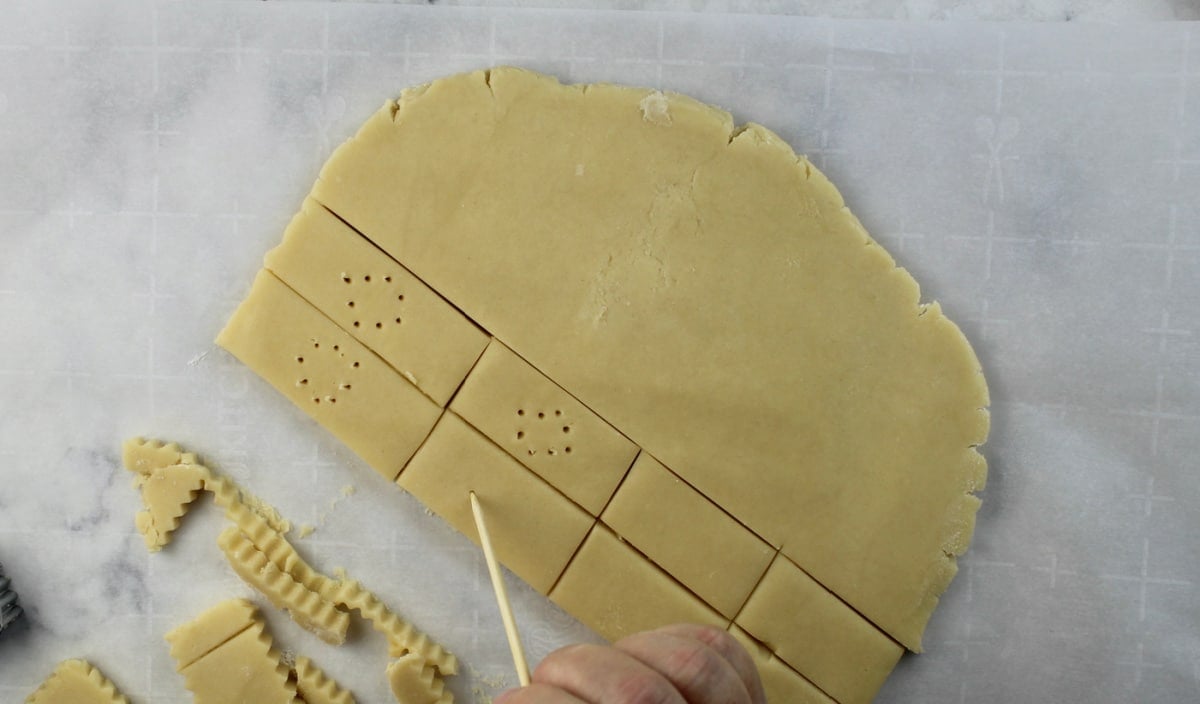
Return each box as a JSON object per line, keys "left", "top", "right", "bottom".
{"left": 217, "top": 270, "right": 442, "bottom": 481}
{"left": 122, "top": 436, "right": 197, "bottom": 477}
{"left": 216, "top": 526, "right": 350, "bottom": 645}
{"left": 397, "top": 412, "right": 595, "bottom": 594}
{"left": 164, "top": 598, "right": 258, "bottom": 671}
{"left": 294, "top": 657, "right": 356, "bottom": 704}
{"left": 25, "top": 660, "right": 130, "bottom": 704}
{"left": 135, "top": 463, "right": 208, "bottom": 551}
{"left": 178, "top": 620, "right": 295, "bottom": 704}
{"left": 309, "top": 67, "right": 988, "bottom": 649}
{"left": 385, "top": 653, "right": 453, "bottom": 704}
{"left": 265, "top": 197, "right": 488, "bottom": 406}
{"left": 449, "top": 339, "right": 639, "bottom": 515}
{"left": 549, "top": 524, "right": 726, "bottom": 642}
{"left": 737, "top": 556, "right": 903, "bottom": 704}
{"left": 727, "top": 627, "right": 836, "bottom": 704}
{"left": 601, "top": 453, "right": 774, "bottom": 618}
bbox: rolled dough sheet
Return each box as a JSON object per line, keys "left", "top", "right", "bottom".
{"left": 221, "top": 66, "right": 990, "bottom": 700}
{"left": 305, "top": 66, "right": 988, "bottom": 651}
{"left": 728, "top": 627, "right": 836, "bottom": 704}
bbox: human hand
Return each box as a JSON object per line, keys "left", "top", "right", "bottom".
{"left": 495, "top": 623, "right": 767, "bottom": 703}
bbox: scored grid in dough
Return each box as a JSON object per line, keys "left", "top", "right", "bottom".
{"left": 218, "top": 66, "right": 989, "bottom": 703}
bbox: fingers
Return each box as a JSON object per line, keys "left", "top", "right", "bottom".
{"left": 648, "top": 624, "right": 767, "bottom": 704}
{"left": 615, "top": 629, "right": 753, "bottom": 704}
{"left": 532, "top": 643, "right": 687, "bottom": 704}
{"left": 495, "top": 682, "right": 590, "bottom": 704}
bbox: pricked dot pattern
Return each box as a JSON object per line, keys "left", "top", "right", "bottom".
{"left": 294, "top": 337, "right": 360, "bottom": 405}
{"left": 339, "top": 271, "right": 406, "bottom": 334}
{"left": 514, "top": 408, "right": 573, "bottom": 459}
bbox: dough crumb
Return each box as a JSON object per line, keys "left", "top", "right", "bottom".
{"left": 638, "top": 92, "right": 671, "bottom": 126}
{"left": 298, "top": 523, "right": 316, "bottom": 538}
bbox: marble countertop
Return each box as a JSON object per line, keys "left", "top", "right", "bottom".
{"left": 0, "top": 2, "right": 1197, "bottom": 703}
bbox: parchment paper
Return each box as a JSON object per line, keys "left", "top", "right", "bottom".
{"left": 0, "top": 2, "right": 1197, "bottom": 702}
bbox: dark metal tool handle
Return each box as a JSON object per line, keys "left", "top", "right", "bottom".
{"left": 0, "top": 565, "right": 22, "bottom": 635}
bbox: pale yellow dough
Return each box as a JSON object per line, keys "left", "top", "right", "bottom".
{"left": 549, "top": 524, "right": 726, "bottom": 642}
{"left": 398, "top": 412, "right": 595, "bottom": 594}
{"left": 601, "top": 453, "right": 774, "bottom": 619}
{"left": 385, "top": 653, "right": 453, "bottom": 704}
{"left": 217, "top": 270, "right": 442, "bottom": 481}
{"left": 222, "top": 66, "right": 990, "bottom": 699}
{"left": 25, "top": 660, "right": 130, "bottom": 704}
{"left": 449, "top": 339, "right": 639, "bottom": 514}
{"left": 164, "top": 597, "right": 258, "bottom": 670}
{"left": 294, "top": 656, "right": 357, "bottom": 704}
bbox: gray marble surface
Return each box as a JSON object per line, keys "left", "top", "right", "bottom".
{"left": 0, "top": 2, "right": 1198, "bottom": 703}
{"left": 309, "top": 0, "right": 1200, "bottom": 21}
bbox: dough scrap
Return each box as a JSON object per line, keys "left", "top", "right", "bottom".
{"left": 385, "top": 653, "right": 453, "bottom": 704}
{"left": 217, "top": 526, "right": 350, "bottom": 645}
{"left": 133, "top": 463, "right": 208, "bottom": 551}
{"left": 176, "top": 617, "right": 295, "bottom": 704}
{"left": 125, "top": 437, "right": 458, "bottom": 678}
{"left": 24, "top": 659, "right": 130, "bottom": 704}
{"left": 164, "top": 597, "right": 258, "bottom": 671}
{"left": 294, "top": 656, "right": 357, "bottom": 704}
{"left": 121, "top": 437, "right": 197, "bottom": 479}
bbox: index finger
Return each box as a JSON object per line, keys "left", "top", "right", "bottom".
{"left": 642, "top": 624, "right": 767, "bottom": 704}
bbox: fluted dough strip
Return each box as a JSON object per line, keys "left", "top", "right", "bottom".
{"left": 25, "top": 660, "right": 130, "bottom": 704}
{"left": 321, "top": 577, "right": 458, "bottom": 675}
{"left": 294, "top": 656, "right": 357, "bottom": 704}
{"left": 216, "top": 526, "right": 350, "bottom": 645}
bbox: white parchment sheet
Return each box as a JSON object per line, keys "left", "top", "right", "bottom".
{"left": 0, "top": 2, "right": 1196, "bottom": 702}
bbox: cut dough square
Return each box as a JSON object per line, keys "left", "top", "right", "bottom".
{"left": 164, "top": 598, "right": 257, "bottom": 671}
{"left": 178, "top": 620, "right": 295, "bottom": 704}
{"left": 549, "top": 524, "right": 726, "bottom": 643}
{"left": 736, "top": 555, "right": 903, "bottom": 704}
{"left": 397, "top": 411, "right": 595, "bottom": 594}
{"left": 217, "top": 269, "right": 442, "bottom": 481}
{"left": 601, "top": 453, "right": 774, "bottom": 619}
{"left": 265, "top": 197, "right": 488, "bottom": 406}
{"left": 449, "top": 339, "right": 640, "bottom": 515}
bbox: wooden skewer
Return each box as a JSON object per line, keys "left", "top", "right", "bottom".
{"left": 470, "top": 491, "right": 532, "bottom": 687}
